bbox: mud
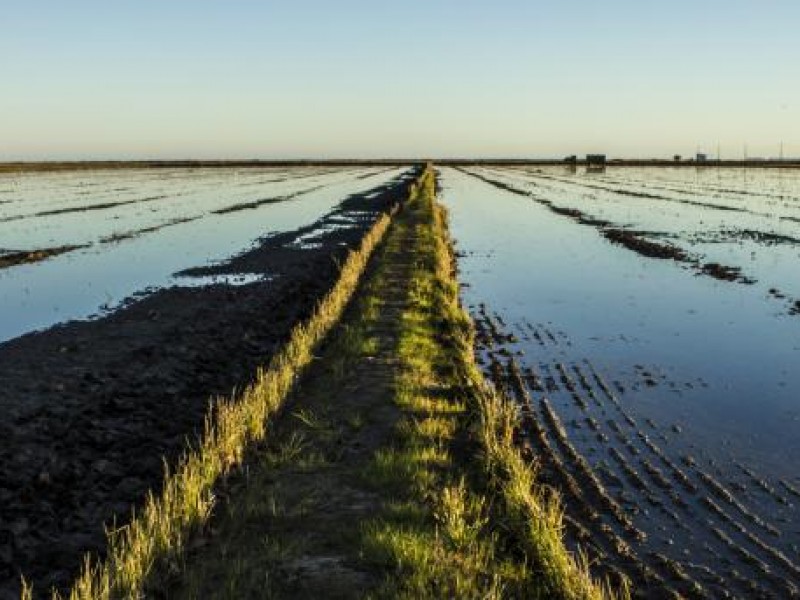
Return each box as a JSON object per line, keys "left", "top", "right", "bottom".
{"left": 700, "top": 262, "right": 756, "bottom": 284}
{"left": 0, "top": 195, "right": 170, "bottom": 223}
{"left": 97, "top": 217, "right": 201, "bottom": 244}
{"left": 687, "top": 228, "right": 800, "bottom": 247}
{"left": 0, "top": 245, "right": 89, "bottom": 270}
{"left": 602, "top": 229, "right": 689, "bottom": 261}
{"left": 211, "top": 184, "right": 326, "bottom": 215}
{"left": 0, "top": 170, "right": 416, "bottom": 598}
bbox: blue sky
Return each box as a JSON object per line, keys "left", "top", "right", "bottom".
{"left": 1, "top": 1, "right": 799, "bottom": 159}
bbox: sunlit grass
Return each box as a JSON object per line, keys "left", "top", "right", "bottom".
{"left": 55, "top": 193, "right": 399, "bottom": 600}
{"left": 52, "top": 165, "right": 624, "bottom": 599}
{"left": 363, "top": 167, "right": 622, "bottom": 599}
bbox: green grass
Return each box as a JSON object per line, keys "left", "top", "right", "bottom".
{"left": 357, "top": 168, "right": 528, "bottom": 598}
{"left": 51, "top": 191, "right": 398, "bottom": 600}
{"left": 359, "top": 167, "right": 622, "bottom": 599}
{"left": 49, "top": 165, "right": 625, "bottom": 599}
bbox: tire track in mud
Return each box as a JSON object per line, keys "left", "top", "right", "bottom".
{"left": 495, "top": 354, "right": 675, "bottom": 595}
{"left": 459, "top": 168, "right": 800, "bottom": 316}
{"left": 477, "top": 310, "right": 704, "bottom": 597}
{"left": 472, "top": 308, "right": 800, "bottom": 598}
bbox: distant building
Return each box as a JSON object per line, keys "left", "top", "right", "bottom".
{"left": 696, "top": 153, "right": 708, "bottom": 162}
{"left": 586, "top": 154, "right": 606, "bottom": 172}
{"left": 564, "top": 155, "right": 577, "bottom": 163}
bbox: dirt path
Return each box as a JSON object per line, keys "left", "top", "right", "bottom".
{"left": 166, "top": 193, "right": 419, "bottom": 598}
{"left": 160, "top": 169, "right": 541, "bottom": 600}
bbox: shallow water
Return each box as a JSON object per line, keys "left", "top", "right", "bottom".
{"left": 0, "top": 167, "right": 406, "bottom": 343}
{"left": 479, "top": 166, "right": 800, "bottom": 300}
{"left": 441, "top": 166, "right": 800, "bottom": 594}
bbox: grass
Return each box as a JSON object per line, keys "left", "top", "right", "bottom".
{"left": 48, "top": 164, "right": 624, "bottom": 599}
{"left": 360, "top": 167, "right": 621, "bottom": 599}
{"left": 355, "top": 169, "right": 525, "bottom": 598}
{"left": 50, "top": 186, "right": 400, "bottom": 600}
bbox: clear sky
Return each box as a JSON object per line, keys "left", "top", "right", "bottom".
{"left": 1, "top": 1, "right": 799, "bottom": 160}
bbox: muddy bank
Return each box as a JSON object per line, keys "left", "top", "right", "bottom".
{"left": 0, "top": 169, "right": 416, "bottom": 598}
{"left": 0, "top": 245, "right": 88, "bottom": 270}
{"left": 602, "top": 229, "right": 688, "bottom": 261}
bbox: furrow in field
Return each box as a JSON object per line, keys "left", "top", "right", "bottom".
{"left": 0, "top": 177, "right": 349, "bottom": 271}
{"left": 0, "top": 194, "right": 171, "bottom": 223}
{"left": 504, "top": 169, "right": 745, "bottom": 213}
{"left": 0, "top": 167, "right": 346, "bottom": 223}
{"left": 583, "top": 170, "right": 800, "bottom": 206}
{"left": 495, "top": 310, "right": 793, "bottom": 594}
{"left": 505, "top": 167, "right": 800, "bottom": 247}
{"left": 98, "top": 216, "right": 202, "bottom": 244}
{"left": 574, "top": 363, "right": 800, "bottom": 594}
{"left": 495, "top": 356, "right": 674, "bottom": 594}
{"left": 475, "top": 309, "right": 794, "bottom": 597}
{"left": 500, "top": 167, "right": 776, "bottom": 218}
{"left": 211, "top": 184, "right": 328, "bottom": 214}
{"left": 460, "top": 168, "right": 762, "bottom": 287}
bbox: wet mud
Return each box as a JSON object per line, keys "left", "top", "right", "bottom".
{"left": 0, "top": 245, "right": 89, "bottom": 270}
{"left": 0, "top": 170, "right": 417, "bottom": 598}
{"left": 601, "top": 229, "right": 689, "bottom": 261}
{"left": 97, "top": 217, "right": 201, "bottom": 244}
{"left": 211, "top": 184, "right": 327, "bottom": 215}
{"left": 0, "top": 195, "right": 170, "bottom": 223}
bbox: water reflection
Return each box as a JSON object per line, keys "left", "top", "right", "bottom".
{"left": 0, "top": 168, "right": 406, "bottom": 343}
{"left": 440, "top": 166, "right": 800, "bottom": 589}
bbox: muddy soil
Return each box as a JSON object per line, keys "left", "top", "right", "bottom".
{"left": 0, "top": 169, "right": 416, "bottom": 599}
{"left": 601, "top": 229, "right": 689, "bottom": 261}
{"left": 0, "top": 245, "right": 88, "bottom": 270}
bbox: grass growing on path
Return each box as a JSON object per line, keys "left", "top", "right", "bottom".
{"left": 53, "top": 165, "right": 621, "bottom": 599}
{"left": 163, "top": 166, "right": 619, "bottom": 599}
{"left": 52, "top": 187, "right": 400, "bottom": 600}
{"left": 363, "top": 168, "right": 618, "bottom": 599}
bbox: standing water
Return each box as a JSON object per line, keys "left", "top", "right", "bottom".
{"left": 441, "top": 166, "right": 800, "bottom": 597}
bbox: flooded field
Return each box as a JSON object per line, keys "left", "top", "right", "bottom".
{"left": 0, "top": 165, "right": 415, "bottom": 595}
{"left": 441, "top": 166, "right": 800, "bottom": 597}
{"left": 0, "top": 165, "right": 403, "bottom": 342}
